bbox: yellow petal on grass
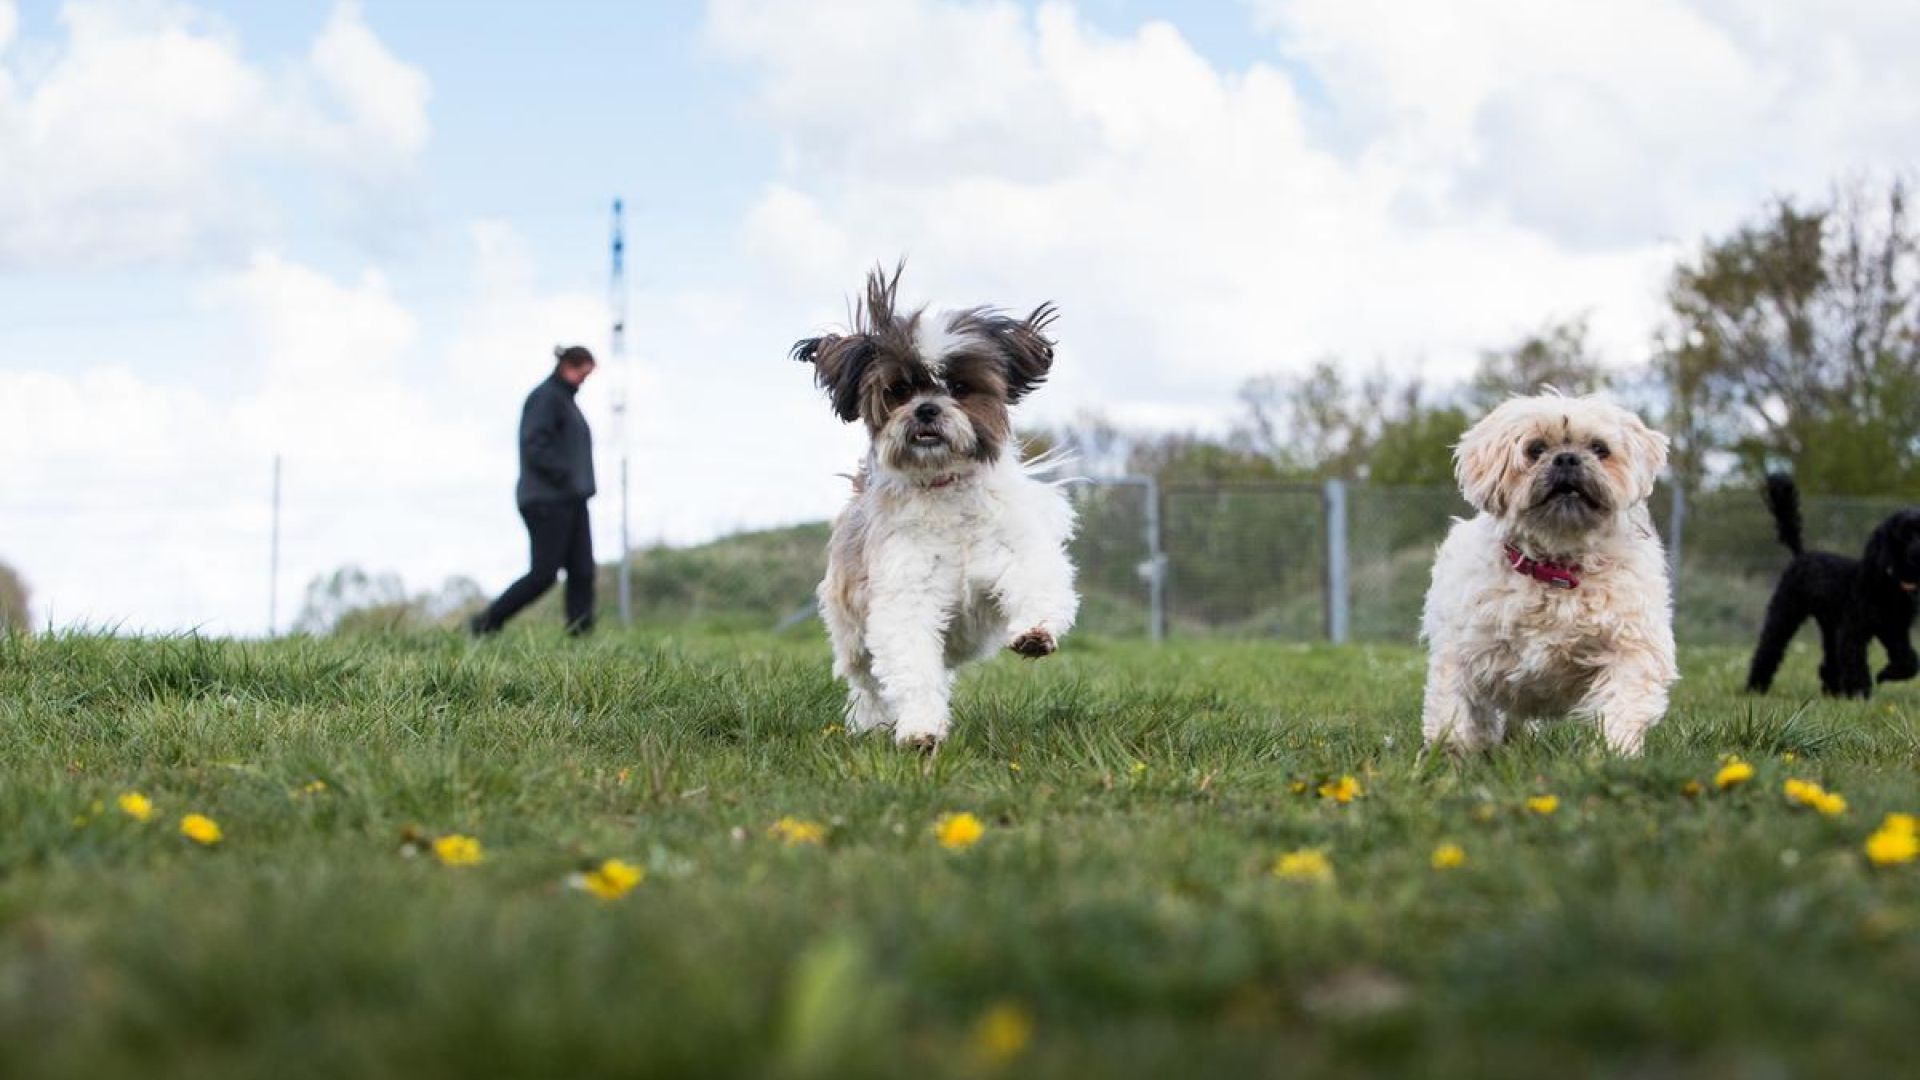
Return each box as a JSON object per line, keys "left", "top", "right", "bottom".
{"left": 935, "top": 812, "right": 985, "bottom": 851}
{"left": 579, "top": 858, "right": 645, "bottom": 900}
{"left": 1273, "top": 848, "right": 1334, "bottom": 884}
{"left": 1784, "top": 779, "right": 1848, "bottom": 817}
{"left": 432, "top": 833, "right": 484, "bottom": 866}
{"left": 1317, "top": 775, "right": 1363, "bottom": 804}
{"left": 1714, "top": 759, "right": 1755, "bottom": 791}
{"left": 768, "top": 816, "right": 827, "bottom": 847}
{"left": 179, "top": 814, "right": 223, "bottom": 846}
{"left": 970, "top": 1001, "right": 1035, "bottom": 1066}
{"left": 1430, "top": 842, "right": 1467, "bottom": 870}
{"left": 1526, "top": 795, "right": 1559, "bottom": 816}
{"left": 117, "top": 792, "right": 155, "bottom": 823}
{"left": 1865, "top": 813, "right": 1919, "bottom": 868}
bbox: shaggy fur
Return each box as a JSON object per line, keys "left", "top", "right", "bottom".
{"left": 1744, "top": 474, "right": 1920, "bottom": 698}
{"left": 794, "top": 264, "right": 1078, "bottom": 750}
{"left": 1421, "top": 393, "right": 1677, "bottom": 756}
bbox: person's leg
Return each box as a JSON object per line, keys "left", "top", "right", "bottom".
{"left": 474, "top": 503, "right": 569, "bottom": 633}
{"left": 562, "top": 500, "right": 597, "bottom": 635}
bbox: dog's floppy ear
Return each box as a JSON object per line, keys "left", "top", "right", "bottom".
{"left": 1453, "top": 408, "right": 1516, "bottom": 515}
{"left": 1617, "top": 408, "right": 1670, "bottom": 503}
{"left": 1860, "top": 513, "right": 1919, "bottom": 583}
{"left": 791, "top": 333, "right": 875, "bottom": 424}
{"left": 970, "top": 302, "right": 1056, "bottom": 403}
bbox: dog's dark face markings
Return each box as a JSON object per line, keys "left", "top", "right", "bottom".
{"left": 1866, "top": 510, "right": 1920, "bottom": 593}
{"left": 792, "top": 264, "right": 1056, "bottom": 474}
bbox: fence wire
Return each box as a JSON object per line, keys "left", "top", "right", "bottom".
{"left": 1067, "top": 479, "right": 1915, "bottom": 646}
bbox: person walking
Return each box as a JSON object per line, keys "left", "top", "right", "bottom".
{"left": 472, "top": 345, "right": 600, "bottom": 636}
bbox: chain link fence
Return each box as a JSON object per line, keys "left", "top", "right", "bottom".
{"left": 1067, "top": 479, "right": 1916, "bottom": 646}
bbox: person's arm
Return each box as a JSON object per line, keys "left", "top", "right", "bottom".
{"left": 520, "top": 388, "right": 572, "bottom": 484}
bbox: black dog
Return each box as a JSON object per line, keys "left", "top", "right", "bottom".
{"left": 1746, "top": 474, "right": 1920, "bottom": 698}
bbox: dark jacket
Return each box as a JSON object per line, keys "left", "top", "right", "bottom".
{"left": 516, "top": 373, "right": 596, "bottom": 507}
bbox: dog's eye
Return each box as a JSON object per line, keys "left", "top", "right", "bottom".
{"left": 884, "top": 382, "right": 912, "bottom": 404}
{"left": 1525, "top": 439, "right": 1549, "bottom": 461}
{"left": 949, "top": 381, "right": 971, "bottom": 398}
{"left": 1591, "top": 440, "right": 1610, "bottom": 459}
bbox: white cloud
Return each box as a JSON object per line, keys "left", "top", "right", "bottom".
{"left": 0, "top": 0, "right": 430, "bottom": 268}
{"left": 0, "top": 222, "right": 869, "bottom": 634}
{"left": 709, "top": 0, "right": 1671, "bottom": 425}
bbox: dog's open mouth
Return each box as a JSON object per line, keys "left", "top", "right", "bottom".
{"left": 1535, "top": 481, "right": 1601, "bottom": 510}
{"left": 909, "top": 430, "right": 945, "bottom": 448}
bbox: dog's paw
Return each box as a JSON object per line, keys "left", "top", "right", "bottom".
{"left": 896, "top": 731, "right": 942, "bottom": 756}
{"left": 1009, "top": 627, "right": 1057, "bottom": 659}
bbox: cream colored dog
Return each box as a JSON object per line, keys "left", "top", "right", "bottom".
{"left": 1421, "top": 393, "right": 1677, "bottom": 756}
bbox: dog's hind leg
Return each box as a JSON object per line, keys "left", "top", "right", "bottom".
{"left": 1746, "top": 582, "right": 1808, "bottom": 694}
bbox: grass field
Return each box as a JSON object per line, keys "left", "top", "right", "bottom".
{"left": 3, "top": 628, "right": 1918, "bottom": 1079}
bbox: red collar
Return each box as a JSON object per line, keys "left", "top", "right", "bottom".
{"left": 1505, "top": 543, "right": 1582, "bottom": 590}
{"left": 924, "top": 473, "right": 963, "bottom": 490}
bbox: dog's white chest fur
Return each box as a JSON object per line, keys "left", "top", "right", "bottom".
{"left": 818, "top": 454, "right": 1079, "bottom": 746}
{"left": 1422, "top": 509, "right": 1678, "bottom": 754}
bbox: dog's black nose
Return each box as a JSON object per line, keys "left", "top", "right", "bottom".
{"left": 914, "top": 402, "right": 941, "bottom": 423}
{"left": 1553, "top": 451, "right": 1583, "bottom": 469}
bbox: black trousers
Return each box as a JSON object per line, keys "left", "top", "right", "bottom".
{"left": 478, "top": 499, "right": 595, "bottom": 634}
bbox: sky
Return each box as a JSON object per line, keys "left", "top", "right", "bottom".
{"left": 3, "top": 0, "right": 1918, "bottom": 635}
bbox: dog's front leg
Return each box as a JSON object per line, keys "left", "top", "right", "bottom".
{"left": 865, "top": 553, "right": 962, "bottom": 749}
{"left": 1421, "top": 660, "right": 1500, "bottom": 755}
{"left": 1587, "top": 651, "right": 1671, "bottom": 756}
{"left": 1876, "top": 629, "right": 1919, "bottom": 685}
{"left": 990, "top": 538, "right": 1078, "bottom": 659}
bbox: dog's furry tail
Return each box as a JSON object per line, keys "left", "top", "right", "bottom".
{"left": 1763, "top": 472, "right": 1804, "bottom": 555}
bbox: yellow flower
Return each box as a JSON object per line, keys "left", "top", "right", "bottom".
{"left": 298, "top": 779, "right": 327, "bottom": 797}
{"left": 1129, "top": 761, "right": 1148, "bottom": 777}
{"left": 433, "top": 833, "right": 484, "bottom": 866}
{"left": 1866, "top": 825, "right": 1919, "bottom": 867}
{"left": 768, "top": 816, "right": 827, "bottom": 847}
{"left": 1526, "top": 795, "right": 1559, "bottom": 816}
{"left": 1317, "top": 775, "right": 1363, "bottom": 804}
{"left": 1681, "top": 780, "right": 1704, "bottom": 798}
{"left": 179, "top": 813, "right": 223, "bottom": 846}
{"left": 1714, "top": 759, "right": 1755, "bottom": 791}
{"left": 1784, "top": 779, "right": 1848, "bottom": 817}
{"left": 1272, "top": 848, "right": 1334, "bottom": 884}
{"left": 935, "top": 812, "right": 985, "bottom": 851}
{"left": 1430, "top": 842, "right": 1467, "bottom": 870}
{"left": 1885, "top": 813, "right": 1917, "bottom": 836}
{"left": 117, "top": 792, "right": 155, "bottom": 823}
{"left": 1781, "top": 752, "right": 1798, "bottom": 764}
{"left": 970, "top": 1002, "right": 1035, "bottom": 1066}
{"left": 1288, "top": 780, "right": 1310, "bottom": 796}
{"left": 821, "top": 724, "right": 844, "bottom": 737}
{"left": 1008, "top": 761, "right": 1022, "bottom": 774}
{"left": 580, "top": 858, "right": 645, "bottom": 900}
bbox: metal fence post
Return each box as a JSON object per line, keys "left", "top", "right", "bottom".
{"left": 1143, "top": 476, "right": 1166, "bottom": 645}
{"left": 1324, "top": 478, "right": 1350, "bottom": 645}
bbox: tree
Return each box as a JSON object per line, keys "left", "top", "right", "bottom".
{"left": 293, "top": 567, "right": 483, "bottom": 635}
{"left": 1660, "top": 180, "right": 1920, "bottom": 495}
{"left": 1235, "top": 360, "right": 1440, "bottom": 481}
{"left": 1467, "top": 317, "right": 1610, "bottom": 410}
{"left": 0, "top": 561, "right": 28, "bottom": 632}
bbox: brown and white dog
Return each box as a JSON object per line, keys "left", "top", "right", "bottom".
{"left": 793, "top": 265, "right": 1078, "bottom": 750}
{"left": 1421, "top": 393, "right": 1677, "bottom": 756}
